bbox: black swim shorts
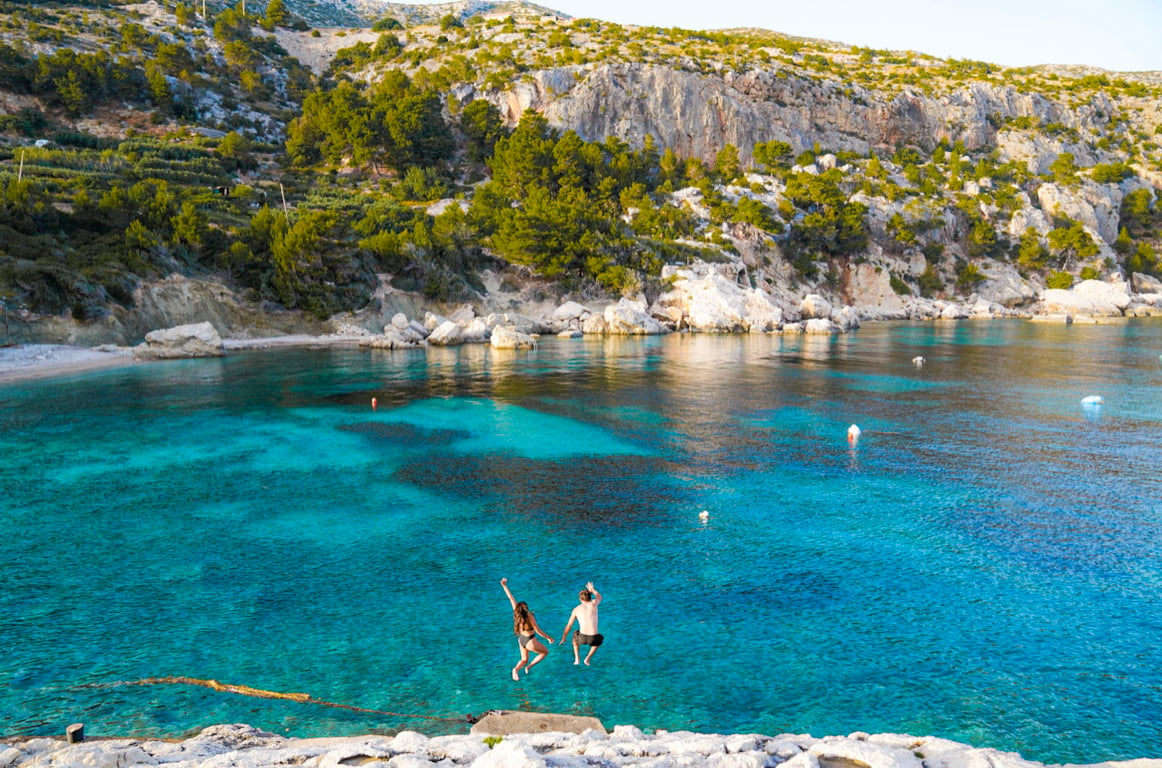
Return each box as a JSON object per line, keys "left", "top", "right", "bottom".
{"left": 574, "top": 630, "right": 604, "bottom": 646}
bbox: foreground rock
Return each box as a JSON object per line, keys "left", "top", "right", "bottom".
{"left": 132, "top": 321, "right": 225, "bottom": 360}
{"left": 2, "top": 723, "right": 1153, "bottom": 768}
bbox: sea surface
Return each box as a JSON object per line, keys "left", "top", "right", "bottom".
{"left": 2, "top": 321, "right": 1160, "bottom": 764}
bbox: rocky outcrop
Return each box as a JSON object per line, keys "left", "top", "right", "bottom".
{"left": 1039, "top": 278, "right": 1133, "bottom": 317}
{"left": 133, "top": 321, "right": 225, "bottom": 360}
{"left": 1, "top": 721, "right": 1128, "bottom": 768}
{"left": 653, "top": 265, "right": 782, "bottom": 332}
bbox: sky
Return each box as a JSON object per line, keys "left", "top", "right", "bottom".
{"left": 428, "top": 0, "right": 1162, "bottom": 72}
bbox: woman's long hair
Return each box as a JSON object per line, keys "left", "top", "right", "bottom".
{"left": 513, "top": 601, "right": 534, "bottom": 635}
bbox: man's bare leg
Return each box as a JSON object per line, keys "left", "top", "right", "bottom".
{"left": 572, "top": 635, "right": 581, "bottom": 664}
{"left": 584, "top": 646, "right": 597, "bottom": 666}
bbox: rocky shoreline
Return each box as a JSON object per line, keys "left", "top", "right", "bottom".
{"left": 2, "top": 722, "right": 1158, "bottom": 768}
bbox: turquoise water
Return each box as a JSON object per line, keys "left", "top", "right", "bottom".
{"left": 2, "top": 321, "right": 1161, "bottom": 763}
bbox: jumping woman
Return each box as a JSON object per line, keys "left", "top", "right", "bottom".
{"left": 500, "top": 577, "right": 553, "bottom": 681}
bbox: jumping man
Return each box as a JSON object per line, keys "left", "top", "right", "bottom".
{"left": 560, "top": 581, "right": 603, "bottom": 665}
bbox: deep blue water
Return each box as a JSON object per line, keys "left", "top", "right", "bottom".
{"left": 2, "top": 321, "right": 1161, "bottom": 763}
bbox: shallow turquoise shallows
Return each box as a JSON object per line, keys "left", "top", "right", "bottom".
{"left": 3, "top": 321, "right": 1161, "bottom": 764}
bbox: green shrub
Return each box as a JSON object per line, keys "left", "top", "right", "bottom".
{"left": 917, "top": 265, "right": 943, "bottom": 296}
{"left": 889, "top": 272, "right": 911, "bottom": 295}
{"left": 1046, "top": 270, "right": 1074, "bottom": 289}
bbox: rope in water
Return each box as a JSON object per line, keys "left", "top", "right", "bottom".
{"left": 96, "top": 677, "right": 479, "bottom": 723}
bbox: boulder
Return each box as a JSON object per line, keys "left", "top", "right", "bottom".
{"left": 1133, "top": 272, "right": 1162, "bottom": 294}
{"left": 834, "top": 306, "right": 861, "bottom": 331}
{"left": 1040, "top": 279, "right": 1132, "bottom": 317}
{"left": 470, "top": 710, "right": 605, "bottom": 737}
{"left": 360, "top": 328, "right": 425, "bottom": 349}
{"left": 462, "top": 316, "right": 493, "bottom": 342}
{"left": 552, "top": 301, "right": 592, "bottom": 322}
{"left": 133, "top": 321, "right": 225, "bottom": 360}
{"left": 803, "top": 318, "right": 840, "bottom": 334}
{"left": 800, "top": 294, "right": 833, "bottom": 320}
{"left": 603, "top": 299, "right": 667, "bottom": 335}
{"left": 390, "top": 312, "right": 410, "bottom": 330}
{"left": 976, "top": 263, "right": 1038, "bottom": 307}
{"left": 654, "top": 268, "right": 782, "bottom": 332}
{"left": 427, "top": 320, "right": 464, "bottom": 346}
{"left": 581, "top": 313, "right": 609, "bottom": 335}
{"left": 447, "top": 305, "right": 476, "bottom": 324}
{"left": 940, "top": 303, "right": 969, "bottom": 320}
{"left": 490, "top": 326, "right": 537, "bottom": 349}
{"left": 484, "top": 312, "right": 541, "bottom": 335}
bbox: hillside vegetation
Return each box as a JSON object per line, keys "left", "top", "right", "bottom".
{"left": 1, "top": 0, "right": 1161, "bottom": 339}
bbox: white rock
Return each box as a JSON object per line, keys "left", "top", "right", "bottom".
{"left": 490, "top": 326, "right": 537, "bottom": 349}
{"left": 655, "top": 267, "right": 782, "bottom": 332}
{"left": 427, "top": 320, "right": 464, "bottom": 346}
{"left": 552, "top": 301, "right": 592, "bottom": 321}
{"left": 472, "top": 739, "right": 546, "bottom": 768}
{"left": 581, "top": 313, "right": 608, "bottom": 334}
{"left": 428, "top": 735, "right": 488, "bottom": 763}
{"left": 1040, "top": 278, "right": 1131, "bottom": 316}
{"left": 447, "top": 305, "right": 476, "bottom": 324}
{"left": 940, "top": 303, "right": 969, "bottom": 320}
{"left": 462, "top": 316, "right": 493, "bottom": 342}
{"left": 558, "top": 329, "right": 583, "bottom": 338}
{"left": 709, "top": 752, "right": 770, "bottom": 768}
{"left": 834, "top": 306, "right": 862, "bottom": 331}
{"left": 604, "top": 299, "right": 667, "bottom": 335}
{"left": 800, "top": 294, "right": 833, "bottom": 319}
{"left": 391, "top": 731, "right": 430, "bottom": 753}
{"left": 804, "top": 318, "right": 839, "bottom": 334}
{"left": 1133, "top": 272, "right": 1162, "bottom": 294}
{"left": 134, "top": 321, "right": 225, "bottom": 360}
{"left": 385, "top": 754, "right": 435, "bottom": 768}
{"left": 423, "top": 312, "right": 446, "bottom": 332}
{"left": 390, "top": 313, "right": 410, "bottom": 330}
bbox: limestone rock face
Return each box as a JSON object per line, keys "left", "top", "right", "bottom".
{"left": 1040, "top": 279, "right": 1132, "bottom": 316}
{"left": 845, "top": 263, "right": 908, "bottom": 319}
{"left": 476, "top": 63, "right": 1115, "bottom": 166}
{"left": 490, "top": 325, "right": 537, "bottom": 349}
{"left": 1036, "top": 182, "right": 1122, "bottom": 244}
{"left": 133, "top": 321, "right": 225, "bottom": 360}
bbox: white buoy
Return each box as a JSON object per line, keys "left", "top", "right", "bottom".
{"left": 912, "top": 355, "right": 925, "bottom": 367}
{"left": 847, "top": 424, "right": 861, "bottom": 444}
{"left": 1081, "top": 395, "right": 1104, "bottom": 406}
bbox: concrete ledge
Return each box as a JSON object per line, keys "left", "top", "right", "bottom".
{"left": 469, "top": 710, "right": 605, "bottom": 736}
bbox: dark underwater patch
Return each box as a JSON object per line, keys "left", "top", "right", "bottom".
{"left": 339, "top": 421, "right": 472, "bottom": 446}
{"left": 392, "top": 452, "right": 681, "bottom": 526}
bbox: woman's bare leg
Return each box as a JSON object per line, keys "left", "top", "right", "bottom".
{"left": 526, "top": 640, "right": 549, "bottom": 673}
{"left": 512, "top": 644, "right": 529, "bottom": 681}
